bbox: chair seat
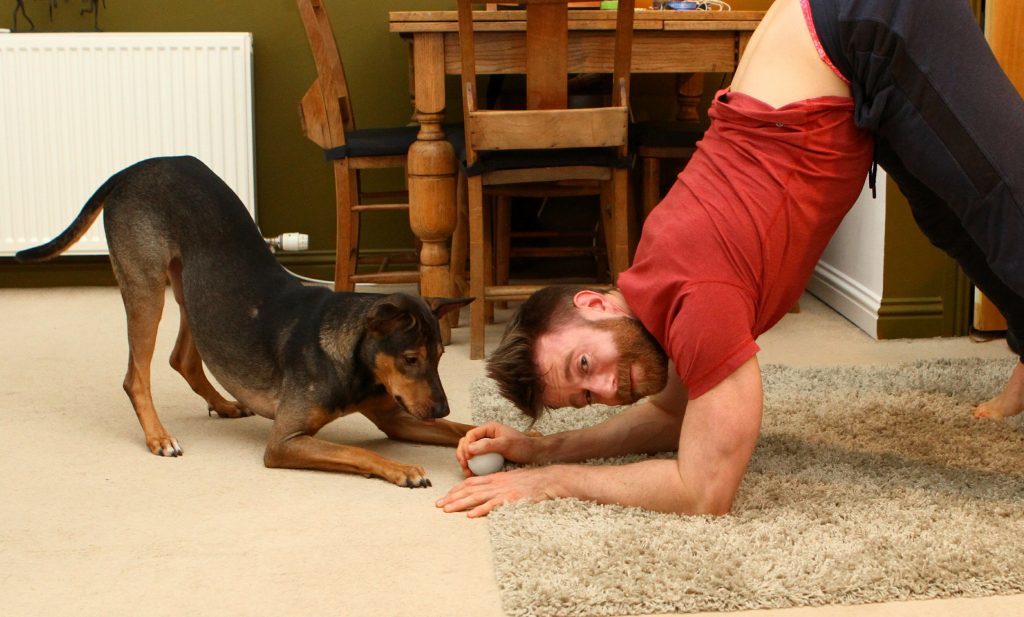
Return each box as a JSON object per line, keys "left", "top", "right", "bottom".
{"left": 447, "top": 129, "right": 629, "bottom": 177}
{"left": 629, "top": 120, "right": 705, "bottom": 151}
{"left": 323, "top": 125, "right": 421, "bottom": 160}
{"left": 324, "top": 124, "right": 470, "bottom": 161}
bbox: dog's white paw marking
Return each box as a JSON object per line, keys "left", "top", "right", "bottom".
{"left": 157, "top": 440, "right": 183, "bottom": 457}
{"left": 404, "top": 476, "right": 432, "bottom": 489}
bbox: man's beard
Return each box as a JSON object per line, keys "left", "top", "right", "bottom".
{"left": 594, "top": 317, "right": 669, "bottom": 403}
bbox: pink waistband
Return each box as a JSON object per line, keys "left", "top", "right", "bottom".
{"left": 800, "top": 0, "right": 850, "bottom": 85}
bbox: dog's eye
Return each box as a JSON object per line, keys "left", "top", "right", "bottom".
{"left": 404, "top": 355, "right": 419, "bottom": 366}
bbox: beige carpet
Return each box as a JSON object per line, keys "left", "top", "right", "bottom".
{"left": 471, "top": 359, "right": 1024, "bottom": 617}
{"left": 5, "top": 287, "right": 1024, "bottom": 617}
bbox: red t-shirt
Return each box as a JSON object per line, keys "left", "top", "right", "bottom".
{"left": 618, "top": 90, "right": 873, "bottom": 399}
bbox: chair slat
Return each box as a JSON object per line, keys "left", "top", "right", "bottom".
{"left": 468, "top": 107, "right": 628, "bottom": 150}
{"left": 299, "top": 79, "right": 332, "bottom": 149}
{"left": 350, "top": 271, "right": 422, "bottom": 285}
{"left": 351, "top": 203, "right": 410, "bottom": 212}
{"left": 526, "top": 3, "right": 568, "bottom": 109}
{"left": 297, "top": 0, "right": 355, "bottom": 135}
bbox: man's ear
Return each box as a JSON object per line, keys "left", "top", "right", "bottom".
{"left": 573, "top": 290, "right": 612, "bottom": 311}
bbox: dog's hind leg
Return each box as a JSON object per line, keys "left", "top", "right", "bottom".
{"left": 167, "top": 259, "right": 252, "bottom": 419}
{"left": 113, "top": 262, "right": 182, "bottom": 457}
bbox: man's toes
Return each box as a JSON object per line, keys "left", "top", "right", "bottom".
{"left": 973, "top": 398, "right": 1022, "bottom": 419}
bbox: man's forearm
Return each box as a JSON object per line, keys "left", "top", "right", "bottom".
{"left": 533, "top": 359, "right": 762, "bottom": 516}
{"left": 543, "top": 458, "right": 726, "bottom": 515}
{"left": 531, "top": 399, "right": 682, "bottom": 464}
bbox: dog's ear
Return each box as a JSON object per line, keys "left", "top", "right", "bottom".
{"left": 366, "top": 297, "right": 416, "bottom": 336}
{"left": 423, "top": 296, "right": 474, "bottom": 320}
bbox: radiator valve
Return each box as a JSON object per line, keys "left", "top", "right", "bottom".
{"left": 264, "top": 232, "right": 309, "bottom": 253}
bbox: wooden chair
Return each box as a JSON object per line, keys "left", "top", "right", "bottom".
{"left": 633, "top": 120, "right": 703, "bottom": 218}
{"left": 632, "top": 74, "right": 706, "bottom": 219}
{"left": 451, "top": 72, "right": 616, "bottom": 313}
{"left": 456, "top": 0, "right": 636, "bottom": 359}
{"left": 296, "top": 0, "right": 420, "bottom": 291}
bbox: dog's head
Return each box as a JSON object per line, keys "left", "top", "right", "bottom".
{"left": 364, "top": 294, "right": 472, "bottom": 421}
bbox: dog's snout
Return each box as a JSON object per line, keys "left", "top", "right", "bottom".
{"left": 431, "top": 401, "right": 450, "bottom": 419}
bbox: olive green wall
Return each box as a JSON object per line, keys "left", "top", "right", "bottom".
{"left": 1, "top": 0, "right": 447, "bottom": 285}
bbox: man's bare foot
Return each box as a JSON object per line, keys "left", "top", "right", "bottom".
{"left": 974, "top": 361, "right": 1024, "bottom": 419}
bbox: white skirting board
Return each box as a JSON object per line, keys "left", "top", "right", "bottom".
{"left": 808, "top": 260, "right": 883, "bottom": 339}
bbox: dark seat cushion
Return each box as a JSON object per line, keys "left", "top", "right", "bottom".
{"left": 323, "top": 124, "right": 466, "bottom": 161}
{"left": 445, "top": 128, "right": 630, "bottom": 178}
{"left": 629, "top": 121, "right": 705, "bottom": 151}
{"left": 323, "top": 125, "right": 420, "bottom": 160}
{"left": 323, "top": 124, "right": 630, "bottom": 176}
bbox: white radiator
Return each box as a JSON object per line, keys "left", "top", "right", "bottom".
{"left": 0, "top": 32, "right": 255, "bottom": 256}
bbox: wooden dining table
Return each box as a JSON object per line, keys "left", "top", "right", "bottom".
{"left": 389, "top": 8, "right": 765, "bottom": 311}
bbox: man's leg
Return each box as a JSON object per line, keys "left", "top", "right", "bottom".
{"left": 810, "top": 0, "right": 1024, "bottom": 299}
{"left": 876, "top": 140, "right": 1024, "bottom": 418}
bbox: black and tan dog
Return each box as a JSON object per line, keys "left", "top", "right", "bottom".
{"left": 17, "top": 155, "right": 474, "bottom": 488}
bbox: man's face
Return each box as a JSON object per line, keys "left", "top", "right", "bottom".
{"left": 535, "top": 314, "right": 668, "bottom": 409}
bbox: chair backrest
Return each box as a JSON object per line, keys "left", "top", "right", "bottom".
{"left": 296, "top": 0, "right": 356, "bottom": 149}
{"left": 456, "top": 0, "right": 635, "bottom": 166}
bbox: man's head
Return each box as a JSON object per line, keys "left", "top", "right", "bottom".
{"left": 486, "top": 285, "right": 669, "bottom": 419}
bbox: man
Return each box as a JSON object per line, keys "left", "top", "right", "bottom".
{"left": 436, "top": 0, "right": 1024, "bottom": 518}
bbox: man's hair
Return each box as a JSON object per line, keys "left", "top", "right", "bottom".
{"left": 485, "top": 284, "right": 598, "bottom": 419}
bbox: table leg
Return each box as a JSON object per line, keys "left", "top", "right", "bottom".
{"left": 676, "top": 73, "right": 703, "bottom": 123}
{"left": 405, "top": 33, "right": 458, "bottom": 343}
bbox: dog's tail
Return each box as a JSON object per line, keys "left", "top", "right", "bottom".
{"left": 14, "top": 166, "right": 130, "bottom": 264}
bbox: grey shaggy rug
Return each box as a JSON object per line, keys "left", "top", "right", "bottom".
{"left": 470, "top": 358, "right": 1024, "bottom": 617}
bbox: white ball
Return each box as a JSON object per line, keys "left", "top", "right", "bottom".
{"left": 467, "top": 446, "right": 505, "bottom": 476}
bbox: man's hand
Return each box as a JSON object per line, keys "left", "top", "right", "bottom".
{"left": 454, "top": 422, "right": 541, "bottom": 477}
{"left": 436, "top": 467, "right": 565, "bottom": 518}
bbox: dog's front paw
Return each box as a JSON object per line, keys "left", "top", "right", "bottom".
{"left": 387, "top": 464, "right": 432, "bottom": 489}
{"left": 147, "top": 435, "right": 183, "bottom": 457}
